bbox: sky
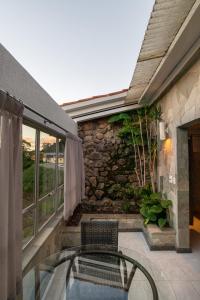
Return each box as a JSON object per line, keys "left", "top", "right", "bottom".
{"left": 0, "top": 0, "right": 154, "bottom": 104}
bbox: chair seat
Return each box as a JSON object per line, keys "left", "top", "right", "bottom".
{"left": 66, "top": 279, "right": 128, "bottom": 300}
{"left": 73, "top": 256, "right": 123, "bottom": 288}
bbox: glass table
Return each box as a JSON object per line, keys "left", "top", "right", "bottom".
{"left": 23, "top": 245, "right": 169, "bottom": 300}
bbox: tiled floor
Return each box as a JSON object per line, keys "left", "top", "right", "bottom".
{"left": 119, "top": 230, "right": 200, "bottom": 300}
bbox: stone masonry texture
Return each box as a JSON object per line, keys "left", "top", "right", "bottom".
{"left": 78, "top": 116, "right": 139, "bottom": 204}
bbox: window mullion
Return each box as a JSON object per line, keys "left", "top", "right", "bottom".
{"left": 55, "top": 138, "right": 59, "bottom": 212}
{"left": 34, "top": 129, "right": 40, "bottom": 236}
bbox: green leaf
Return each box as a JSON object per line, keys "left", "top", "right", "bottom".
{"left": 158, "top": 218, "right": 167, "bottom": 229}
{"left": 108, "top": 113, "right": 131, "bottom": 124}
{"left": 148, "top": 214, "right": 157, "bottom": 222}
{"left": 150, "top": 192, "right": 161, "bottom": 201}
{"left": 140, "top": 207, "right": 148, "bottom": 217}
{"left": 144, "top": 218, "right": 150, "bottom": 225}
{"left": 160, "top": 200, "right": 172, "bottom": 209}
{"left": 149, "top": 205, "right": 163, "bottom": 214}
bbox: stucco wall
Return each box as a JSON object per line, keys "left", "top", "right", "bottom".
{"left": 0, "top": 43, "right": 77, "bottom": 135}
{"left": 157, "top": 57, "right": 200, "bottom": 249}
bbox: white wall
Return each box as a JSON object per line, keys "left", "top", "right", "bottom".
{"left": 0, "top": 44, "right": 77, "bottom": 135}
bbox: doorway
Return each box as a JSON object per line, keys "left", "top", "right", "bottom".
{"left": 188, "top": 124, "right": 200, "bottom": 251}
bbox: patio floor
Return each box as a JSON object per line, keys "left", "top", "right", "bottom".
{"left": 119, "top": 230, "right": 200, "bottom": 300}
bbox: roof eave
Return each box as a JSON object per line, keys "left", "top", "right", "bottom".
{"left": 140, "top": 0, "right": 200, "bottom": 105}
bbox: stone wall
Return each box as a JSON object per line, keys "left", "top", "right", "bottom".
{"left": 78, "top": 116, "right": 140, "bottom": 210}
{"left": 157, "top": 57, "right": 200, "bottom": 250}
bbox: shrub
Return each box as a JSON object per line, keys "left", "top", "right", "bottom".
{"left": 139, "top": 192, "right": 172, "bottom": 229}
{"left": 121, "top": 201, "right": 131, "bottom": 213}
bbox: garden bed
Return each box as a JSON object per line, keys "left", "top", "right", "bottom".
{"left": 66, "top": 201, "right": 139, "bottom": 226}
{"left": 64, "top": 211, "right": 176, "bottom": 251}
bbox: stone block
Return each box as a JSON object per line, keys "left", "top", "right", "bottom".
{"left": 95, "top": 190, "right": 104, "bottom": 200}
{"left": 143, "top": 224, "right": 176, "bottom": 249}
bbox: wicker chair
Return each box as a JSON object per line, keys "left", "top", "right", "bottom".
{"left": 69, "top": 221, "right": 127, "bottom": 291}
{"left": 81, "top": 220, "right": 119, "bottom": 251}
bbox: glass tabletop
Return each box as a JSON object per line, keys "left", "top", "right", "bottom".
{"left": 23, "top": 245, "right": 174, "bottom": 300}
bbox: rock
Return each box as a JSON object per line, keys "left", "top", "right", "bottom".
{"left": 105, "top": 131, "right": 113, "bottom": 139}
{"left": 83, "top": 123, "right": 93, "bottom": 131}
{"left": 89, "top": 195, "right": 97, "bottom": 202}
{"left": 84, "top": 135, "right": 93, "bottom": 142}
{"left": 94, "top": 161, "right": 103, "bottom": 168}
{"left": 98, "top": 176, "right": 105, "bottom": 183}
{"left": 85, "top": 186, "right": 90, "bottom": 194}
{"left": 101, "top": 198, "right": 113, "bottom": 207}
{"left": 96, "top": 133, "right": 104, "bottom": 140}
{"left": 95, "top": 190, "right": 104, "bottom": 200}
{"left": 112, "top": 165, "right": 118, "bottom": 171}
{"left": 98, "top": 182, "right": 105, "bottom": 189}
{"left": 90, "top": 151, "right": 101, "bottom": 160}
{"left": 124, "top": 147, "right": 130, "bottom": 155}
{"left": 89, "top": 176, "right": 97, "bottom": 187}
{"left": 118, "top": 159, "right": 126, "bottom": 166}
{"left": 99, "top": 122, "right": 107, "bottom": 129}
{"left": 98, "top": 127, "right": 107, "bottom": 134}
{"left": 128, "top": 175, "right": 136, "bottom": 183}
{"left": 85, "top": 130, "right": 93, "bottom": 135}
{"left": 96, "top": 143, "right": 105, "bottom": 152}
{"left": 115, "top": 175, "right": 127, "bottom": 183}
{"left": 100, "top": 171, "right": 108, "bottom": 176}
{"left": 94, "top": 139, "right": 101, "bottom": 144}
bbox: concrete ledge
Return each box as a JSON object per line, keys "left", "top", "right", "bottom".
{"left": 23, "top": 212, "right": 63, "bottom": 275}
{"left": 61, "top": 214, "right": 176, "bottom": 251}
{"left": 176, "top": 247, "right": 192, "bottom": 253}
{"left": 143, "top": 224, "right": 176, "bottom": 251}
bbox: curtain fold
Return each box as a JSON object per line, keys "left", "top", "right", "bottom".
{"left": 64, "top": 134, "right": 85, "bottom": 221}
{"left": 0, "top": 91, "right": 24, "bottom": 300}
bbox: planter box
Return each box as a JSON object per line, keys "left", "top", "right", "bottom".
{"left": 143, "top": 224, "right": 176, "bottom": 250}
{"left": 61, "top": 214, "right": 176, "bottom": 251}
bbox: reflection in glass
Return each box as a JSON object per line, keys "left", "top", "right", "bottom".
{"left": 57, "top": 186, "right": 64, "bottom": 208}
{"left": 58, "top": 139, "right": 65, "bottom": 186}
{"left": 22, "top": 125, "right": 36, "bottom": 209}
{"left": 23, "top": 209, "right": 35, "bottom": 245}
{"left": 38, "top": 195, "right": 55, "bottom": 228}
{"left": 39, "top": 132, "right": 56, "bottom": 198}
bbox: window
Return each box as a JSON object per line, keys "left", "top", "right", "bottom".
{"left": 22, "top": 124, "right": 65, "bottom": 246}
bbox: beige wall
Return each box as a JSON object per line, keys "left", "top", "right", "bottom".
{"left": 157, "top": 57, "right": 200, "bottom": 250}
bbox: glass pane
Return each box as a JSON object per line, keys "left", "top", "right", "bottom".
{"left": 38, "top": 195, "right": 55, "bottom": 228}
{"left": 58, "top": 139, "right": 65, "bottom": 186}
{"left": 23, "top": 268, "right": 35, "bottom": 300}
{"left": 39, "top": 132, "right": 56, "bottom": 198}
{"left": 57, "top": 186, "right": 64, "bottom": 208}
{"left": 22, "top": 125, "right": 36, "bottom": 209}
{"left": 23, "top": 209, "right": 35, "bottom": 245}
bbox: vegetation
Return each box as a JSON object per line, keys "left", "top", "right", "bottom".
{"left": 108, "top": 183, "right": 134, "bottom": 201}
{"left": 109, "top": 106, "right": 161, "bottom": 192}
{"left": 22, "top": 139, "right": 64, "bottom": 243}
{"left": 109, "top": 108, "right": 173, "bottom": 228}
{"left": 139, "top": 190, "right": 172, "bottom": 228}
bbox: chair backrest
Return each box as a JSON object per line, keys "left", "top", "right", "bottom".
{"left": 81, "top": 220, "right": 118, "bottom": 250}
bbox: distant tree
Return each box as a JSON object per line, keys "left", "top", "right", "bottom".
{"left": 22, "top": 140, "right": 34, "bottom": 169}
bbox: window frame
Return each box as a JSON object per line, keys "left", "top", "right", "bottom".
{"left": 22, "top": 122, "right": 65, "bottom": 249}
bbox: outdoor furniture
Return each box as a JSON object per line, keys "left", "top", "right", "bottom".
{"left": 72, "top": 220, "right": 127, "bottom": 294}
{"left": 22, "top": 246, "right": 159, "bottom": 299}
{"left": 81, "top": 220, "right": 119, "bottom": 250}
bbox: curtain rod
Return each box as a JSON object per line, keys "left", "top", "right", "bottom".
{"left": 0, "top": 89, "right": 81, "bottom": 141}
{"left": 25, "top": 103, "right": 82, "bottom": 142}
{"left": 0, "top": 89, "right": 68, "bottom": 133}
{"left": 24, "top": 103, "right": 69, "bottom": 134}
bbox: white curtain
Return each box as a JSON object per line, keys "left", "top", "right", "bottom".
{"left": 0, "top": 91, "right": 24, "bottom": 300}
{"left": 64, "top": 134, "right": 85, "bottom": 220}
